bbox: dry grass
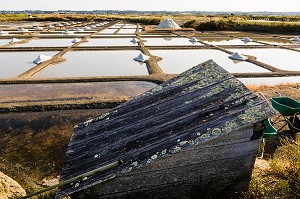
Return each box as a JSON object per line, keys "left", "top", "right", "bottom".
{"left": 245, "top": 138, "right": 300, "bottom": 199}
{"left": 245, "top": 83, "right": 300, "bottom": 102}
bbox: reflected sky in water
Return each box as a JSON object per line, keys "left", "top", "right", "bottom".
{"left": 151, "top": 49, "right": 269, "bottom": 74}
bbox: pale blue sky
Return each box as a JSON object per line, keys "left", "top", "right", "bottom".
{"left": 1, "top": 0, "right": 300, "bottom": 12}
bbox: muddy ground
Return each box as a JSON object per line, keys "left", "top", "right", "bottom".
{"left": 0, "top": 83, "right": 299, "bottom": 196}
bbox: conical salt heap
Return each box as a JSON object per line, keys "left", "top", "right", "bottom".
{"left": 290, "top": 37, "right": 300, "bottom": 42}
{"left": 156, "top": 18, "right": 181, "bottom": 29}
{"left": 241, "top": 37, "right": 252, "bottom": 43}
{"left": 228, "top": 52, "right": 247, "bottom": 61}
{"left": 74, "top": 28, "right": 84, "bottom": 32}
{"left": 18, "top": 28, "right": 28, "bottom": 32}
{"left": 72, "top": 38, "right": 81, "bottom": 43}
{"left": 63, "top": 30, "right": 73, "bottom": 35}
{"left": 34, "top": 26, "right": 43, "bottom": 30}
{"left": 134, "top": 53, "right": 149, "bottom": 62}
{"left": 130, "top": 37, "right": 139, "bottom": 43}
{"left": 0, "top": 30, "right": 8, "bottom": 35}
{"left": 33, "top": 54, "right": 52, "bottom": 64}
{"left": 189, "top": 37, "right": 198, "bottom": 43}
{"left": 9, "top": 38, "right": 21, "bottom": 44}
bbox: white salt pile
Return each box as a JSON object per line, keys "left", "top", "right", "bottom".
{"left": 290, "top": 37, "right": 300, "bottom": 42}
{"left": 0, "top": 30, "right": 8, "bottom": 35}
{"left": 134, "top": 53, "right": 149, "bottom": 62}
{"left": 9, "top": 38, "right": 21, "bottom": 44}
{"left": 34, "top": 26, "right": 43, "bottom": 30}
{"left": 241, "top": 37, "right": 252, "bottom": 43}
{"left": 189, "top": 37, "right": 198, "bottom": 43}
{"left": 72, "top": 38, "right": 81, "bottom": 43}
{"left": 33, "top": 54, "right": 52, "bottom": 64}
{"left": 130, "top": 37, "right": 139, "bottom": 43}
{"left": 156, "top": 18, "right": 181, "bottom": 29}
{"left": 228, "top": 52, "right": 247, "bottom": 61}
{"left": 63, "top": 30, "right": 73, "bottom": 35}
{"left": 18, "top": 28, "right": 28, "bottom": 32}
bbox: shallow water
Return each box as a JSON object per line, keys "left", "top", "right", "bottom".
{"left": 94, "top": 34, "right": 136, "bottom": 37}
{"left": 1, "top": 81, "right": 157, "bottom": 104}
{"left": 100, "top": 29, "right": 118, "bottom": 34}
{"left": 239, "top": 76, "right": 300, "bottom": 85}
{"left": 201, "top": 38, "right": 263, "bottom": 45}
{"left": 150, "top": 49, "right": 270, "bottom": 74}
{"left": 38, "top": 33, "right": 90, "bottom": 37}
{"left": 143, "top": 37, "right": 204, "bottom": 46}
{"left": 123, "top": 24, "right": 137, "bottom": 28}
{"left": 117, "top": 29, "right": 137, "bottom": 34}
{"left": 35, "top": 50, "right": 149, "bottom": 78}
{"left": 231, "top": 48, "right": 300, "bottom": 71}
{"left": 13, "top": 39, "right": 74, "bottom": 47}
{"left": 79, "top": 38, "right": 138, "bottom": 46}
{"left": 0, "top": 51, "right": 58, "bottom": 78}
{"left": 255, "top": 38, "right": 297, "bottom": 45}
{"left": 0, "top": 39, "right": 11, "bottom": 46}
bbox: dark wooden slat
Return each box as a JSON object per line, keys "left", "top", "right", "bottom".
{"left": 57, "top": 60, "right": 275, "bottom": 198}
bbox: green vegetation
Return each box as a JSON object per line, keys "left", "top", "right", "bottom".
{"left": 183, "top": 19, "right": 300, "bottom": 33}
{"left": 244, "top": 138, "right": 300, "bottom": 199}
{"left": 0, "top": 14, "right": 162, "bottom": 25}
{"left": 1, "top": 13, "right": 300, "bottom": 32}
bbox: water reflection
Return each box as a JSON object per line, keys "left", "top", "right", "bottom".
{"left": 117, "top": 29, "right": 136, "bottom": 34}
{"left": 0, "top": 81, "right": 157, "bottom": 104}
{"left": 13, "top": 39, "right": 74, "bottom": 47}
{"left": 150, "top": 49, "right": 269, "bottom": 74}
{"left": 256, "top": 38, "right": 296, "bottom": 45}
{"left": 239, "top": 76, "right": 300, "bottom": 85}
{"left": 231, "top": 48, "right": 300, "bottom": 71}
{"left": 34, "top": 50, "right": 149, "bottom": 78}
{"left": 0, "top": 51, "right": 58, "bottom": 78}
{"left": 0, "top": 39, "right": 11, "bottom": 46}
{"left": 143, "top": 38, "right": 204, "bottom": 46}
{"left": 202, "top": 38, "right": 263, "bottom": 45}
{"left": 79, "top": 38, "right": 138, "bottom": 46}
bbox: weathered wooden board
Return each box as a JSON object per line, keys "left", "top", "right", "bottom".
{"left": 57, "top": 60, "right": 275, "bottom": 198}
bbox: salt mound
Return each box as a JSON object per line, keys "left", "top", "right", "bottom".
{"left": 18, "top": 28, "right": 28, "bottom": 32}
{"left": 9, "top": 38, "right": 21, "bottom": 44}
{"left": 134, "top": 53, "right": 149, "bottom": 62}
{"left": 130, "top": 37, "right": 139, "bottom": 43}
{"left": 34, "top": 26, "right": 43, "bottom": 30}
{"left": 63, "top": 30, "right": 73, "bottom": 35}
{"left": 163, "top": 37, "right": 173, "bottom": 41}
{"left": 189, "top": 37, "right": 198, "bottom": 43}
{"left": 156, "top": 18, "right": 181, "bottom": 29}
{"left": 0, "top": 30, "right": 8, "bottom": 35}
{"left": 33, "top": 54, "right": 52, "bottom": 64}
{"left": 228, "top": 52, "right": 247, "bottom": 61}
{"left": 72, "top": 38, "right": 81, "bottom": 43}
{"left": 74, "top": 28, "right": 84, "bottom": 32}
{"left": 241, "top": 37, "right": 252, "bottom": 43}
{"left": 290, "top": 37, "right": 300, "bottom": 42}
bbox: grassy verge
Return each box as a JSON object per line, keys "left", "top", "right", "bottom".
{"left": 244, "top": 138, "right": 300, "bottom": 198}
{"left": 183, "top": 19, "right": 300, "bottom": 33}
{"left": 0, "top": 14, "right": 162, "bottom": 25}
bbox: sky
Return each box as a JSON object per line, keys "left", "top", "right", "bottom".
{"left": 1, "top": 0, "right": 300, "bottom": 12}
